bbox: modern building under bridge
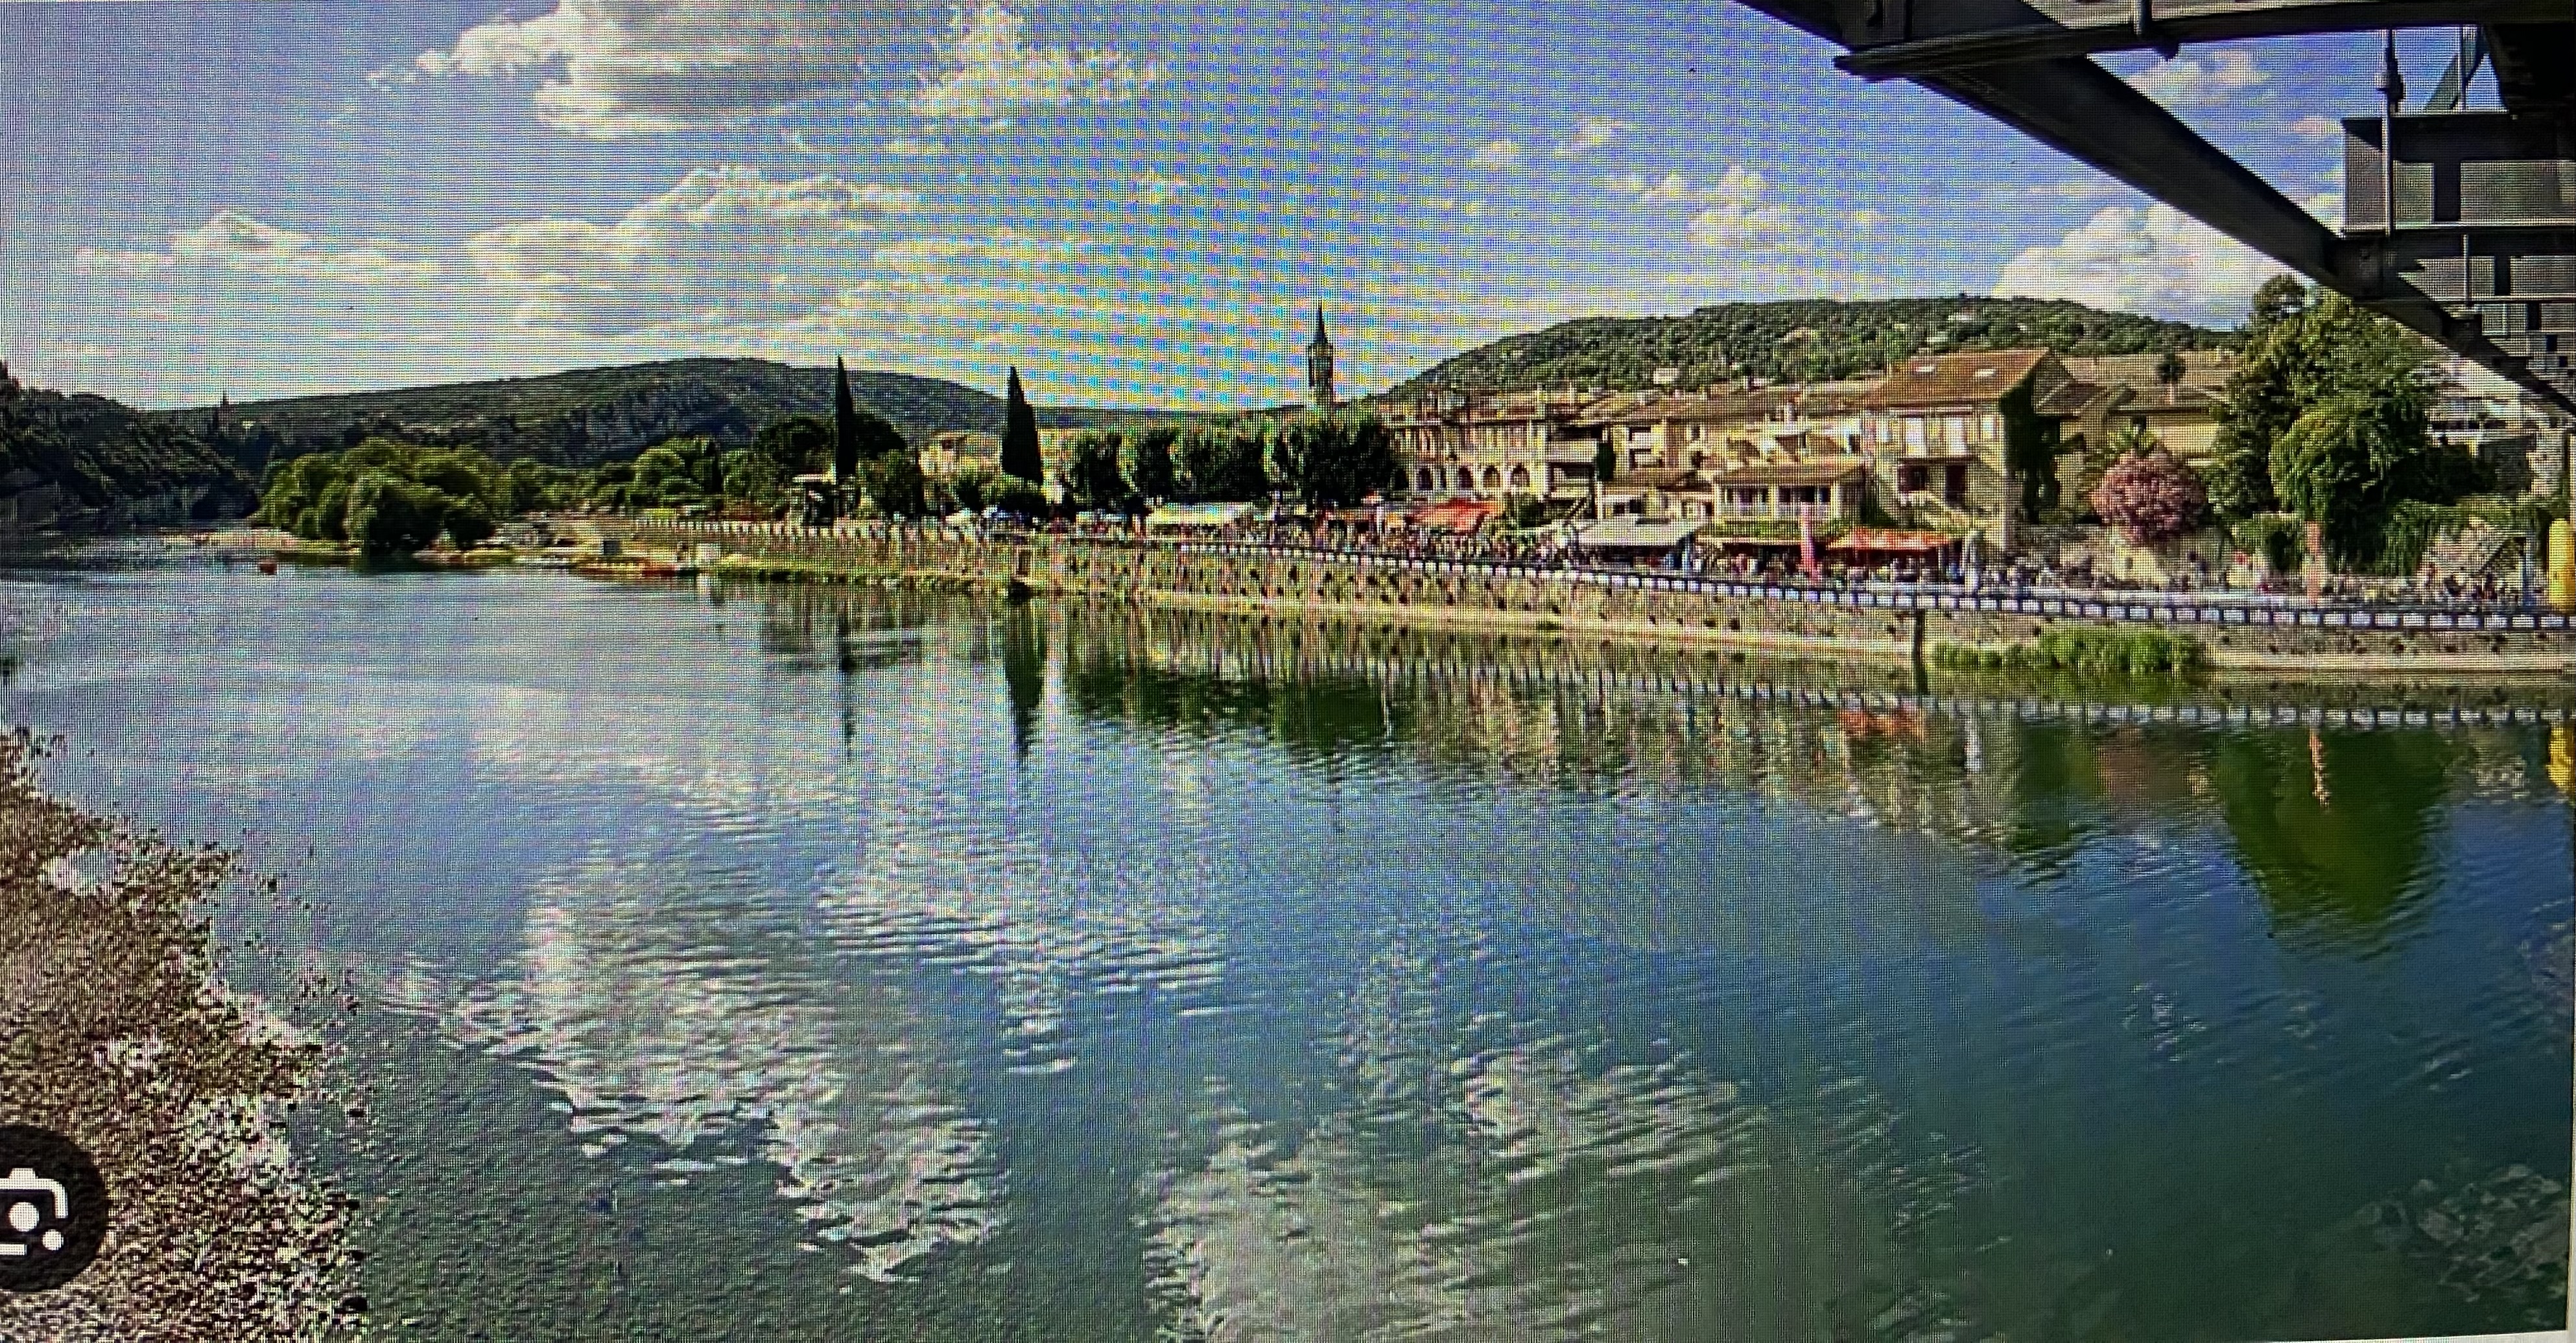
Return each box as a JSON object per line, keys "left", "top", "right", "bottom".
{"left": 1732, "top": 0, "right": 2576, "bottom": 445}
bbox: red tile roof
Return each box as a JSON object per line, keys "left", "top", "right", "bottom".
{"left": 1860, "top": 349, "right": 2053, "bottom": 409}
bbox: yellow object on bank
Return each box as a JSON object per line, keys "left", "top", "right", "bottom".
{"left": 2549, "top": 520, "right": 2576, "bottom": 611}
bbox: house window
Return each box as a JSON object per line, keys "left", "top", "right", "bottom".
{"left": 1898, "top": 461, "right": 1928, "bottom": 493}
{"left": 1508, "top": 465, "right": 1530, "bottom": 489}
{"left": 1944, "top": 417, "right": 1968, "bottom": 450}
{"left": 1981, "top": 414, "right": 2000, "bottom": 439}
{"left": 1904, "top": 418, "right": 1926, "bottom": 451}
{"left": 1944, "top": 462, "right": 1969, "bottom": 506}
{"left": 1417, "top": 467, "right": 1436, "bottom": 493}
{"left": 1688, "top": 425, "right": 1704, "bottom": 442}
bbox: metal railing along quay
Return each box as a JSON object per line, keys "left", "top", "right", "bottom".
{"left": 635, "top": 518, "right": 2576, "bottom": 638}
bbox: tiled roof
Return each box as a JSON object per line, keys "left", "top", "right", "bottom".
{"left": 1860, "top": 349, "right": 2053, "bottom": 408}
{"left": 1616, "top": 467, "right": 1703, "bottom": 490}
{"left": 1706, "top": 460, "right": 1867, "bottom": 487}
{"left": 2033, "top": 379, "right": 2114, "bottom": 416}
{"left": 2060, "top": 351, "right": 2236, "bottom": 393}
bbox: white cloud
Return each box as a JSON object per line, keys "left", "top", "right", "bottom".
{"left": 165, "top": 211, "right": 439, "bottom": 284}
{"left": 1131, "top": 170, "right": 1190, "bottom": 207}
{"left": 1552, "top": 115, "right": 1631, "bottom": 158}
{"left": 1419, "top": 196, "right": 1488, "bottom": 218}
{"left": 2289, "top": 114, "right": 2344, "bottom": 141}
{"left": 466, "top": 165, "right": 918, "bottom": 334}
{"left": 1849, "top": 208, "right": 1887, "bottom": 229}
{"left": 2023, "top": 176, "right": 2127, "bottom": 202}
{"left": 1994, "top": 202, "right": 2284, "bottom": 323}
{"left": 2125, "top": 47, "right": 2268, "bottom": 108}
{"left": 1467, "top": 139, "right": 1524, "bottom": 170}
{"left": 884, "top": 135, "right": 948, "bottom": 157}
{"left": 909, "top": 2, "right": 1161, "bottom": 123}
{"left": 70, "top": 248, "right": 176, "bottom": 277}
{"left": 401, "top": 0, "right": 887, "bottom": 139}
{"left": 1602, "top": 165, "right": 1790, "bottom": 250}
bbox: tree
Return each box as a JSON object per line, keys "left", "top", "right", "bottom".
{"left": 950, "top": 467, "right": 993, "bottom": 513}
{"left": 341, "top": 470, "right": 446, "bottom": 557}
{"left": 1065, "top": 431, "right": 1133, "bottom": 512}
{"left": 752, "top": 415, "right": 833, "bottom": 481}
{"left": 1270, "top": 409, "right": 1398, "bottom": 508}
{"left": 1177, "top": 422, "right": 1268, "bottom": 501}
{"left": 2270, "top": 388, "right": 2461, "bottom": 565}
{"left": 862, "top": 449, "right": 928, "bottom": 519}
{"left": 2154, "top": 349, "right": 2187, "bottom": 404}
{"left": 442, "top": 495, "right": 497, "bottom": 548}
{"left": 832, "top": 357, "right": 860, "bottom": 484}
{"left": 2247, "top": 275, "right": 2311, "bottom": 334}
{"left": 1129, "top": 425, "right": 1179, "bottom": 501}
{"left": 988, "top": 474, "right": 1048, "bottom": 519}
{"left": 2206, "top": 289, "right": 2428, "bottom": 522}
{"left": 2090, "top": 445, "right": 2208, "bottom": 546}
{"left": 1000, "top": 367, "right": 1043, "bottom": 485}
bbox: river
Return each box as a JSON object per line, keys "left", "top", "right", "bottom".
{"left": 1, "top": 551, "right": 2568, "bottom": 1341}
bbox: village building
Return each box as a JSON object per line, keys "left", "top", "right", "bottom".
{"left": 1574, "top": 380, "right": 1878, "bottom": 531}
{"left": 1858, "top": 348, "right": 2073, "bottom": 552}
{"left": 2044, "top": 351, "right": 2236, "bottom": 503}
{"left": 917, "top": 429, "right": 1002, "bottom": 481}
{"left": 1382, "top": 388, "right": 1605, "bottom": 504}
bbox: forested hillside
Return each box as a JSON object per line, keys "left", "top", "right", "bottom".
{"left": 162, "top": 358, "right": 1183, "bottom": 471}
{"left": 0, "top": 365, "right": 255, "bottom": 528}
{"left": 1390, "top": 297, "right": 2238, "bottom": 396}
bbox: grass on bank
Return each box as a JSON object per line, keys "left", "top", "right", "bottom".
{"left": 1932, "top": 627, "right": 2206, "bottom": 678}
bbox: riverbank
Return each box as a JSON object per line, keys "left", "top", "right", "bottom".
{"left": 624, "top": 520, "right": 2576, "bottom": 680}
{"left": 0, "top": 730, "right": 362, "bottom": 1340}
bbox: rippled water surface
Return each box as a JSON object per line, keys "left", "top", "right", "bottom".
{"left": 3, "top": 555, "right": 2570, "bottom": 1340}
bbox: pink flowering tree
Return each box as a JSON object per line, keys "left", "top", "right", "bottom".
{"left": 2090, "top": 446, "right": 2209, "bottom": 546}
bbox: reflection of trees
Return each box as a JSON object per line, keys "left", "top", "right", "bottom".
{"left": 1000, "top": 603, "right": 1046, "bottom": 762}
{"left": 2005, "top": 724, "right": 2105, "bottom": 877}
{"left": 2209, "top": 728, "right": 2457, "bottom": 940}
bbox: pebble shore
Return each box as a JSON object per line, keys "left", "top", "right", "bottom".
{"left": 0, "top": 729, "right": 364, "bottom": 1340}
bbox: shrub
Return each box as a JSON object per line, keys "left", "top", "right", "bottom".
{"left": 2090, "top": 447, "right": 2208, "bottom": 546}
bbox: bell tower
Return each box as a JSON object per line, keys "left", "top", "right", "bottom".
{"left": 1306, "top": 305, "right": 1337, "bottom": 410}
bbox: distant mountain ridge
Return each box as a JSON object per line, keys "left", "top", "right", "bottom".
{"left": 159, "top": 358, "right": 1190, "bottom": 471}
{"left": 1387, "top": 296, "right": 2239, "bottom": 399}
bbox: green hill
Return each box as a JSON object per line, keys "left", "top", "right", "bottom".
{"left": 0, "top": 367, "right": 255, "bottom": 528}
{"left": 164, "top": 358, "right": 1186, "bottom": 471}
{"left": 1387, "top": 296, "right": 2238, "bottom": 397}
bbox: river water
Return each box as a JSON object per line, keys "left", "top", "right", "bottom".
{"left": 2, "top": 552, "right": 2569, "bottom": 1341}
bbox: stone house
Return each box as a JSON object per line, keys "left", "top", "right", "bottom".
{"left": 1383, "top": 388, "right": 1605, "bottom": 503}
{"left": 2047, "top": 351, "right": 2236, "bottom": 504}
{"left": 1858, "top": 348, "right": 2072, "bottom": 552}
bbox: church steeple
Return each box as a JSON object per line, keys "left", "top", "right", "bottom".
{"left": 1305, "top": 305, "right": 1337, "bottom": 410}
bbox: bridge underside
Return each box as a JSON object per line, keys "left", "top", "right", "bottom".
{"left": 1736, "top": 0, "right": 2576, "bottom": 415}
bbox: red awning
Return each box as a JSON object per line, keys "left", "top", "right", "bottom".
{"left": 1828, "top": 528, "right": 1959, "bottom": 555}
{"left": 1419, "top": 499, "right": 1502, "bottom": 533}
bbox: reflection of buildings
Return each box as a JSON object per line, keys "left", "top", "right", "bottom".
{"left": 1043, "top": 600, "right": 2539, "bottom": 944}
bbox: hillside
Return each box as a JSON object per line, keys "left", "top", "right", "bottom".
{"left": 0, "top": 366, "right": 255, "bottom": 530}
{"left": 166, "top": 358, "right": 1188, "bottom": 471}
{"left": 1387, "top": 297, "right": 2239, "bottom": 398}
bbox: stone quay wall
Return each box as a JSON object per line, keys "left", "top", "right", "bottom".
{"left": 627, "top": 520, "right": 2576, "bottom": 677}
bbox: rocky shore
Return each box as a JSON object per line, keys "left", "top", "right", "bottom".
{"left": 0, "top": 730, "right": 364, "bottom": 1340}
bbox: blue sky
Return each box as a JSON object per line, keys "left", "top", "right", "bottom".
{"left": 0, "top": 2, "right": 2496, "bottom": 410}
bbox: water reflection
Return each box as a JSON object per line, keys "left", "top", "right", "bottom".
{"left": 435, "top": 855, "right": 1003, "bottom": 1281}
{"left": 2209, "top": 729, "right": 2457, "bottom": 944}
{"left": 0, "top": 564, "right": 2564, "bottom": 1340}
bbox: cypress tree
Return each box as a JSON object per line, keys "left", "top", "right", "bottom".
{"left": 1000, "top": 366, "right": 1042, "bottom": 485}
{"left": 832, "top": 357, "right": 859, "bottom": 484}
